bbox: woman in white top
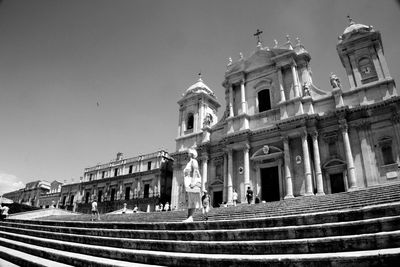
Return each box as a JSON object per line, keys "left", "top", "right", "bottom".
{"left": 232, "top": 189, "right": 238, "bottom": 206}
{"left": 182, "top": 148, "right": 202, "bottom": 222}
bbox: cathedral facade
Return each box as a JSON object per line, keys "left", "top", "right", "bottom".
{"left": 171, "top": 19, "right": 400, "bottom": 208}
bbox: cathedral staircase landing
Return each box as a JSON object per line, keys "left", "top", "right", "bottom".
{"left": 0, "top": 183, "right": 400, "bottom": 266}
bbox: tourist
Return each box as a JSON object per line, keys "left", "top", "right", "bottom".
{"left": 164, "top": 202, "right": 170, "bottom": 211}
{"left": 91, "top": 197, "right": 100, "bottom": 221}
{"left": 246, "top": 187, "right": 253, "bottom": 204}
{"left": 122, "top": 203, "right": 127, "bottom": 214}
{"left": 133, "top": 205, "right": 138, "bottom": 213}
{"left": 182, "top": 148, "right": 202, "bottom": 222}
{"left": 0, "top": 204, "right": 9, "bottom": 220}
{"left": 255, "top": 195, "right": 260, "bottom": 204}
{"left": 201, "top": 191, "right": 211, "bottom": 221}
{"left": 160, "top": 203, "right": 163, "bottom": 212}
{"left": 232, "top": 189, "right": 238, "bottom": 206}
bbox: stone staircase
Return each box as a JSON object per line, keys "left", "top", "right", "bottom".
{"left": 1, "top": 182, "right": 400, "bottom": 266}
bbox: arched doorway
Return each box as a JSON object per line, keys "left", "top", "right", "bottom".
{"left": 322, "top": 158, "right": 348, "bottom": 194}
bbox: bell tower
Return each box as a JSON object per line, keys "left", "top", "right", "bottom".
{"left": 337, "top": 16, "right": 394, "bottom": 90}
{"left": 175, "top": 74, "right": 220, "bottom": 152}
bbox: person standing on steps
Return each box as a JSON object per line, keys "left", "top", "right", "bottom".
{"left": 246, "top": 187, "right": 253, "bottom": 204}
{"left": 201, "top": 190, "right": 211, "bottom": 221}
{"left": 182, "top": 148, "right": 202, "bottom": 222}
{"left": 232, "top": 189, "right": 238, "bottom": 206}
{"left": 91, "top": 197, "right": 100, "bottom": 221}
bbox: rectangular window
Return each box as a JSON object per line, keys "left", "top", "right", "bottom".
{"left": 114, "top": 168, "right": 118, "bottom": 177}
{"left": 216, "top": 164, "right": 222, "bottom": 178}
{"left": 102, "top": 171, "right": 106, "bottom": 178}
{"left": 129, "top": 165, "right": 133, "bottom": 174}
{"left": 98, "top": 190, "right": 102, "bottom": 203}
{"left": 110, "top": 188, "right": 116, "bottom": 201}
{"left": 85, "top": 192, "right": 90, "bottom": 204}
{"left": 147, "top": 162, "right": 151, "bottom": 171}
{"left": 258, "top": 89, "right": 271, "bottom": 112}
{"left": 89, "top": 173, "right": 93, "bottom": 181}
{"left": 144, "top": 184, "right": 150, "bottom": 198}
{"left": 125, "top": 187, "right": 131, "bottom": 200}
{"left": 382, "top": 145, "right": 395, "bottom": 165}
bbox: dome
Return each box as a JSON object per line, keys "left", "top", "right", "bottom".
{"left": 184, "top": 76, "right": 215, "bottom": 97}
{"left": 342, "top": 16, "right": 371, "bottom": 35}
{"left": 343, "top": 22, "right": 369, "bottom": 35}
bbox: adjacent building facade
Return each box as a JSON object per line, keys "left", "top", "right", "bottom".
{"left": 171, "top": 18, "right": 400, "bottom": 208}
{"left": 3, "top": 180, "right": 54, "bottom": 207}
{"left": 60, "top": 151, "right": 174, "bottom": 212}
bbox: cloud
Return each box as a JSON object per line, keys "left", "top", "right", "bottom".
{"left": 0, "top": 172, "right": 25, "bottom": 195}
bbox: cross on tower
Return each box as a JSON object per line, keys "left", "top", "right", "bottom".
{"left": 253, "top": 29, "right": 263, "bottom": 44}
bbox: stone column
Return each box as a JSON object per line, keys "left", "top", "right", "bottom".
{"left": 223, "top": 153, "right": 228, "bottom": 202}
{"left": 311, "top": 131, "right": 324, "bottom": 195}
{"left": 370, "top": 46, "right": 384, "bottom": 80}
{"left": 339, "top": 119, "right": 357, "bottom": 190}
{"left": 201, "top": 154, "right": 208, "bottom": 192}
{"left": 229, "top": 84, "right": 234, "bottom": 117}
{"left": 376, "top": 46, "right": 391, "bottom": 78}
{"left": 240, "top": 80, "right": 247, "bottom": 114}
{"left": 391, "top": 113, "right": 400, "bottom": 155}
{"left": 356, "top": 120, "right": 379, "bottom": 186}
{"left": 301, "top": 131, "right": 314, "bottom": 196}
{"left": 278, "top": 67, "right": 286, "bottom": 102}
{"left": 291, "top": 63, "right": 300, "bottom": 98}
{"left": 283, "top": 136, "right": 294, "bottom": 199}
{"left": 343, "top": 56, "right": 356, "bottom": 89}
{"left": 349, "top": 54, "right": 362, "bottom": 87}
{"left": 243, "top": 144, "right": 250, "bottom": 202}
{"left": 227, "top": 148, "right": 233, "bottom": 204}
{"left": 178, "top": 110, "right": 182, "bottom": 136}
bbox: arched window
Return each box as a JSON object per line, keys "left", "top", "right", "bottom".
{"left": 358, "top": 57, "right": 376, "bottom": 82}
{"left": 187, "top": 113, "right": 194, "bottom": 130}
{"left": 258, "top": 89, "right": 271, "bottom": 112}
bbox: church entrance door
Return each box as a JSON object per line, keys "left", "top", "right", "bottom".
{"left": 330, "top": 173, "right": 345, "bottom": 193}
{"left": 261, "top": 166, "right": 280, "bottom": 202}
{"left": 213, "top": 191, "right": 223, "bottom": 208}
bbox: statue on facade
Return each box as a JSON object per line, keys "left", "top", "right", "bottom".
{"left": 330, "top": 73, "right": 341, "bottom": 89}
{"left": 182, "top": 148, "right": 202, "bottom": 222}
{"left": 303, "top": 82, "right": 311, "bottom": 96}
{"left": 203, "top": 113, "right": 213, "bottom": 127}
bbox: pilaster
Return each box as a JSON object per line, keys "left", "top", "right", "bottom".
{"left": 311, "top": 131, "right": 324, "bottom": 195}
{"left": 283, "top": 136, "right": 294, "bottom": 199}
{"left": 301, "top": 131, "right": 314, "bottom": 196}
{"left": 339, "top": 119, "right": 357, "bottom": 190}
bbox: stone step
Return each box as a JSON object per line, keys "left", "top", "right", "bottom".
{"left": 37, "top": 182, "right": 400, "bottom": 223}
{"left": 8, "top": 201, "right": 400, "bottom": 231}
{"left": 1, "top": 231, "right": 400, "bottom": 266}
{"left": 3, "top": 214, "right": 400, "bottom": 242}
{"left": 0, "top": 236, "right": 162, "bottom": 267}
{"left": 0, "top": 244, "right": 73, "bottom": 267}
{"left": 2, "top": 224, "right": 400, "bottom": 255}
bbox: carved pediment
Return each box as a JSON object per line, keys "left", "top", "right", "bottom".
{"left": 254, "top": 79, "right": 273, "bottom": 90}
{"left": 210, "top": 178, "right": 224, "bottom": 186}
{"left": 323, "top": 158, "right": 346, "bottom": 168}
{"left": 251, "top": 145, "right": 283, "bottom": 162}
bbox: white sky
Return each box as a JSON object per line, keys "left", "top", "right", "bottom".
{"left": 1, "top": 0, "right": 400, "bottom": 194}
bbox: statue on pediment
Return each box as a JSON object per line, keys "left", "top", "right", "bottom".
{"left": 330, "top": 73, "right": 341, "bottom": 89}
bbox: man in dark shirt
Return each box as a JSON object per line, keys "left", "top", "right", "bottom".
{"left": 246, "top": 187, "right": 253, "bottom": 204}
